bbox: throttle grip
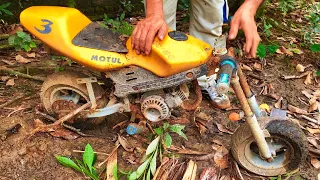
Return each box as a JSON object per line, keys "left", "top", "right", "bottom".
{"left": 216, "top": 56, "right": 237, "bottom": 95}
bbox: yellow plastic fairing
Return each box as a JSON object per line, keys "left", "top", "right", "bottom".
{"left": 20, "top": 6, "right": 213, "bottom": 77}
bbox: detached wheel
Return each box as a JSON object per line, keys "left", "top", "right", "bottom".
{"left": 40, "top": 71, "right": 108, "bottom": 125}
{"left": 231, "top": 120, "right": 308, "bottom": 176}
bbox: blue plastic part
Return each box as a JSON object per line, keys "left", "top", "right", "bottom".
{"left": 126, "top": 125, "right": 138, "bottom": 135}
{"left": 219, "top": 58, "right": 237, "bottom": 69}
{"left": 217, "top": 73, "right": 230, "bottom": 84}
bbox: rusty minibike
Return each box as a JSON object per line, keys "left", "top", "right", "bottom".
{"left": 20, "top": 6, "right": 307, "bottom": 176}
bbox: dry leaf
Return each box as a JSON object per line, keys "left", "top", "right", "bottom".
{"left": 307, "top": 137, "right": 320, "bottom": 149}
{"left": 313, "top": 90, "right": 320, "bottom": 98}
{"left": 215, "top": 123, "right": 233, "bottom": 134}
{"left": 15, "top": 55, "right": 31, "bottom": 64}
{"left": 240, "top": 64, "right": 252, "bottom": 71}
{"left": 288, "top": 105, "right": 308, "bottom": 114}
{"left": 275, "top": 97, "right": 283, "bottom": 109}
{"left": 309, "top": 101, "right": 319, "bottom": 113}
{"left": 49, "top": 126, "right": 80, "bottom": 140}
{"left": 118, "top": 135, "right": 134, "bottom": 152}
{"left": 296, "top": 64, "right": 305, "bottom": 72}
{"left": 169, "top": 145, "right": 207, "bottom": 155}
{"left": 182, "top": 160, "right": 197, "bottom": 180}
{"left": 307, "top": 127, "right": 320, "bottom": 134}
{"left": 220, "top": 175, "right": 231, "bottom": 180}
{"left": 311, "top": 158, "right": 320, "bottom": 169}
{"left": 196, "top": 112, "right": 214, "bottom": 121}
{"left": 304, "top": 72, "right": 312, "bottom": 85}
{"left": 106, "top": 146, "right": 118, "bottom": 180}
{"left": 278, "top": 46, "right": 293, "bottom": 56}
{"left": 0, "top": 76, "right": 10, "bottom": 82}
{"left": 8, "top": 25, "right": 23, "bottom": 35}
{"left": 6, "top": 78, "right": 15, "bottom": 86}
{"left": 214, "top": 146, "right": 229, "bottom": 169}
{"left": 26, "top": 52, "right": 36, "bottom": 58}
{"left": 199, "top": 168, "right": 217, "bottom": 180}
{"left": 1, "top": 59, "right": 15, "bottom": 65}
{"left": 302, "top": 90, "right": 314, "bottom": 99}
{"left": 212, "top": 139, "right": 224, "bottom": 146}
{"left": 253, "top": 62, "right": 262, "bottom": 71}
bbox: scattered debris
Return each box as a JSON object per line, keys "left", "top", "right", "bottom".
{"left": 307, "top": 127, "right": 320, "bottom": 134}
{"left": 118, "top": 135, "right": 134, "bottom": 152}
{"left": 214, "top": 145, "right": 229, "bottom": 169}
{"left": 15, "top": 55, "right": 31, "bottom": 64}
{"left": 5, "top": 78, "right": 14, "bottom": 86}
{"left": 1, "top": 124, "right": 22, "bottom": 141}
{"left": 199, "top": 168, "right": 217, "bottom": 180}
{"left": 304, "top": 72, "right": 312, "bottom": 85}
{"left": 228, "top": 111, "right": 244, "bottom": 121}
{"left": 296, "top": 64, "right": 312, "bottom": 73}
{"left": 288, "top": 105, "right": 308, "bottom": 114}
{"left": 182, "top": 160, "right": 197, "bottom": 180}
{"left": 311, "top": 158, "right": 320, "bottom": 169}
{"left": 281, "top": 71, "right": 310, "bottom": 80}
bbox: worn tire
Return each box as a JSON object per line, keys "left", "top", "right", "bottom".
{"left": 40, "top": 70, "right": 107, "bottom": 125}
{"left": 231, "top": 120, "right": 308, "bottom": 176}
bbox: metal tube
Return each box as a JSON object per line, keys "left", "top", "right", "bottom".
{"left": 231, "top": 76, "right": 272, "bottom": 160}
{"left": 237, "top": 67, "right": 262, "bottom": 118}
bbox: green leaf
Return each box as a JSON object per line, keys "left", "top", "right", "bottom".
{"left": 136, "top": 156, "right": 152, "bottom": 178}
{"left": 8, "top": 36, "right": 15, "bottom": 45}
{"left": 316, "top": 71, "right": 320, "bottom": 76}
{"left": 128, "top": 171, "right": 138, "bottom": 180}
{"left": 120, "top": 12, "right": 125, "bottom": 21}
{"left": 83, "top": 144, "right": 95, "bottom": 173}
{"left": 164, "top": 133, "right": 172, "bottom": 148}
{"left": 29, "top": 41, "right": 37, "bottom": 48}
{"left": 169, "top": 124, "right": 188, "bottom": 140}
{"left": 154, "top": 127, "right": 163, "bottom": 136}
{"left": 56, "top": 156, "right": 81, "bottom": 172}
{"left": 0, "top": 2, "right": 11, "bottom": 9}
{"left": 289, "top": 48, "right": 303, "bottom": 55}
{"left": 266, "top": 45, "right": 279, "bottom": 55}
{"left": 146, "top": 168, "right": 151, "bottom": 180}
{"left": 163, "top": 122, "right": 169, "bottom": 130}
{"left": 16, "top": 31, "right": 26, "bottom": 38}
{"left": 310, "top": 44, "right": 320, "bottom": 52}
{"left": 146, "top": 136, "right": 160, "bottom": 156}
{"left": 257, "top": 44, "right": 266, "bottom": 58}
{"left": 113, "top": 165, "right": 118, "bottom": 180}
{"left": 150, "top": 148, "right": 158, "bottom": 175}
{"left": 22, "top": 43, "right": 31, "bottom": 52}
{"left": 1, "top": 9, "right": 13, "bottom": 16}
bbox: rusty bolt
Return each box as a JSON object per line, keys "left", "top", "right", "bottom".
{"left": 186, "top": 72, "right": 194, "bottom": 79}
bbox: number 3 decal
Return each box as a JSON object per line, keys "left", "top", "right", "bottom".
{"left": 35, "top": 19, "right": 53, "bottom": 34}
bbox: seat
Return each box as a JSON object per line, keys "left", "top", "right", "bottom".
{"left": 72, "top": 22, "right": 128, "bottom": 53}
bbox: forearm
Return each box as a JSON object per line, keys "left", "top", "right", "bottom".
{"left": 146, "top": 0, "right": 164, "bottom": 17}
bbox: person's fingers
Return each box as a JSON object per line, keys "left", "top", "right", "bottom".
{"left": 250, "top": 33, "right": 260, "bottom": 58}
{"left": 131, "top": 25, "right": 139, "bottom": 50}
{"left": 242, "top": 22, "right": 253, "bottom": 54}
{"left": 138, "top": 24, "right": 150, "bottom": 54}
{"left": 158, "top": 23, "right": 168, "bottom": 40}
{"left": 145, "top": 27, "right": 158, "bottom": 55}
{"left": 228, "top": 18, "right": 240, "bottom": 40}
{"left": 134, "top": 23, "right": 142, "bottom": 54}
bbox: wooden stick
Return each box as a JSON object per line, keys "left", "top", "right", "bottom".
{"left": 0, "top": 67, "right": 45, "bottom": 81}
{"left": 301, "top": 115, "right": 320, "bottom": 125}
{"left": 98, "top": 143, "right": 120, "bottom": 167}
{"left": 309, "top": 148, "right": 320, "bottom": 156}
{"left": 0, "top": 95, "right": 25, "bottom": 108}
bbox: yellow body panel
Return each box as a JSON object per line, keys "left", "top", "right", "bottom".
{"left": 20, "top": 6, "right": 212, "bottom": 77}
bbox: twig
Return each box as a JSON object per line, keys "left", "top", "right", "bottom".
{"left": 301, "top": 115, "right": 320, "bottom": 125}
{"left": 98, "top": 143, "right": 120, "bottom": 167}
{"left": 233, "top": 160, "right": 244, "bottom": 180}
{"left": 281, "top": 71, "right": 309, "bottom": 80}
{"left": 309, "top": 148, "right": 320, "bottom": 156}
{"left": 0, "top": 67, "right": 45, "bottom": 81}
{"left": 187, "top": 153, "right": 215, "bottom": 161}
{"left": 0, "top": 95, "right": 25, "bottom": 109}
{"left": 35, "top": 108, "right": 92, "bottom": 137}
{"left": 73, "top": 150, "right": 109, "bottom": 156}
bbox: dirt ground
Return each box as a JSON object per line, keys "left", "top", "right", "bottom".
{"left": 0, "top": 10, "right": 320, "bottom": 179}
{"left": 0, "top": 42, "right": 319, "bottom": 180}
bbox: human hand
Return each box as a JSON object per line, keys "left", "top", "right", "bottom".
{"left": 228, "top": 1, "right": 261, "bottom": 58}
{"left": 131, "top": 15, "right": 168, "bottom": 55}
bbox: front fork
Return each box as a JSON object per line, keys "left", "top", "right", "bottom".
{"left": 217, "top": 57, "right": 273, "bottom": 161}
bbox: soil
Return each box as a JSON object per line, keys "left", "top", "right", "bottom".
{"left": 0, "top": 13, "right": 320, "bottom": 180}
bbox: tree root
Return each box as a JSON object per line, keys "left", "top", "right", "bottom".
{"left": 0, "top": 67, "right": 45, "bottom": 81}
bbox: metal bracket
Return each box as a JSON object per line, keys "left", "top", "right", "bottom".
{"left": 76, "top": 77, "right": 98, "bottom": 109}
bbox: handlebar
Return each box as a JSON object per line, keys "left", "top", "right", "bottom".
{"left": 216, "top": 56, "right": 238, "bottom": 95}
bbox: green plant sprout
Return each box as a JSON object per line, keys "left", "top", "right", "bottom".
{"left": 8, "top": 31, "right": 37, "bottom": 52}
